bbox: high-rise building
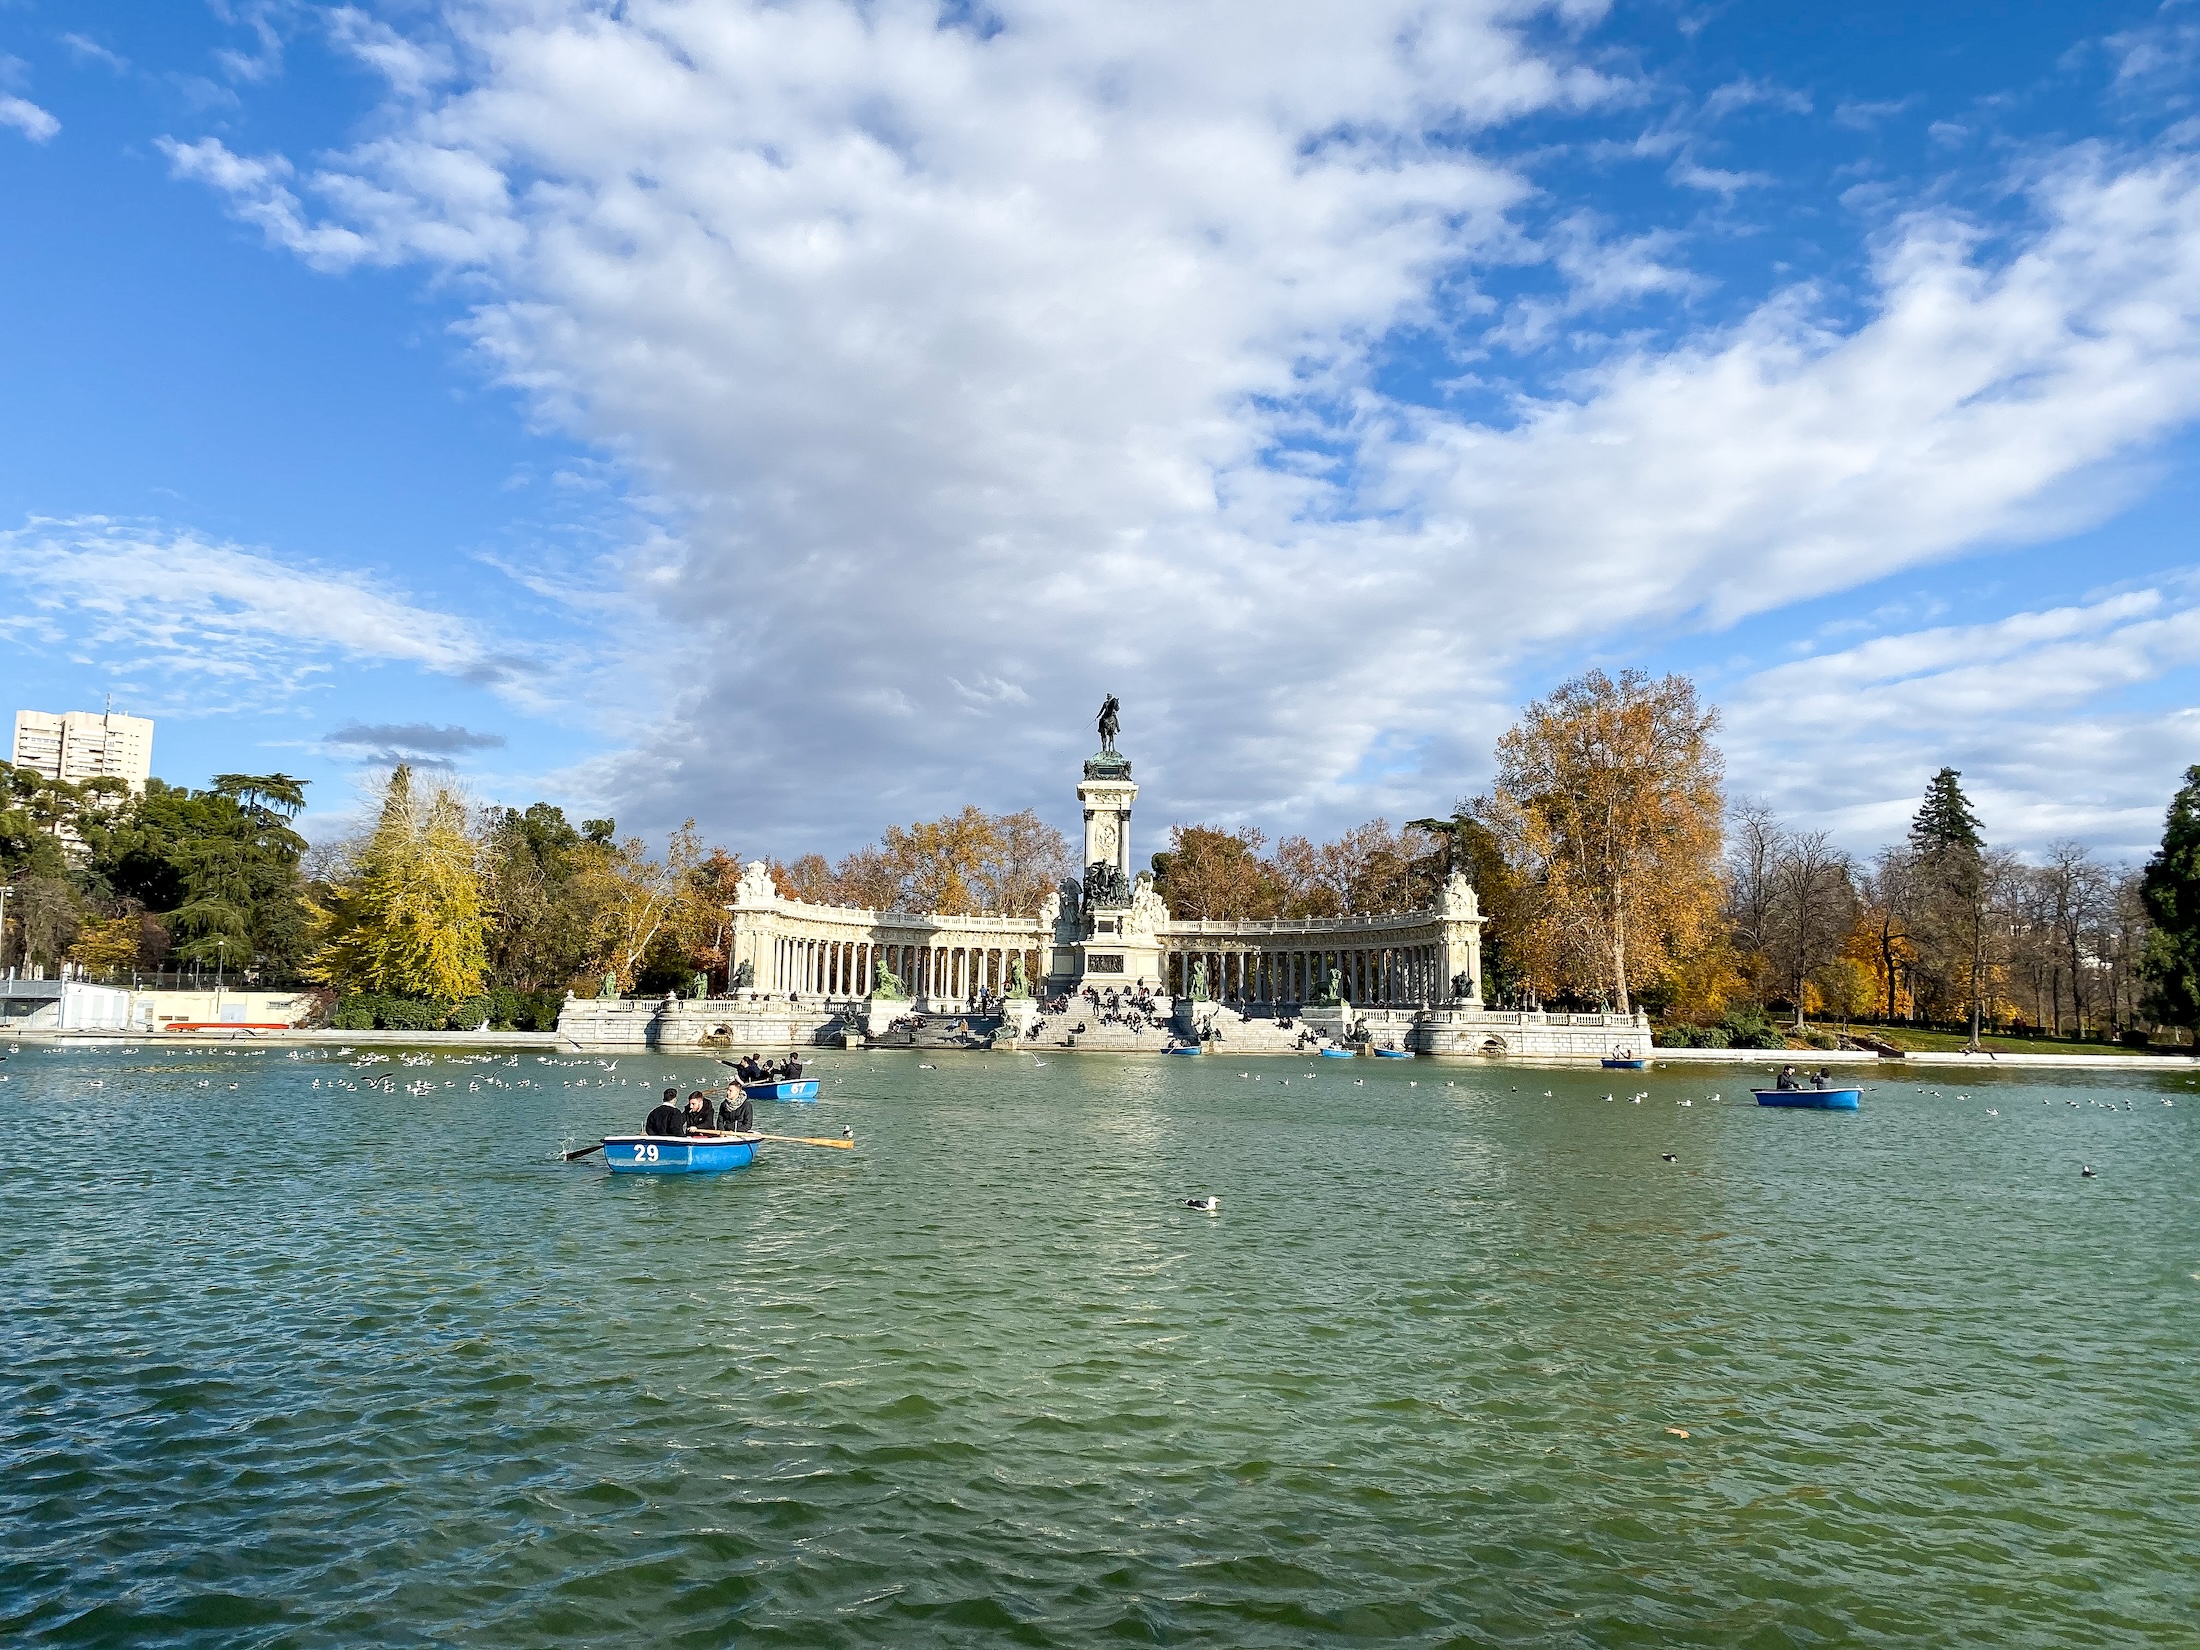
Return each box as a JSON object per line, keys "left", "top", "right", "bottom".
{"left": 11, "top": 708, "right": 155, "bottom": 793}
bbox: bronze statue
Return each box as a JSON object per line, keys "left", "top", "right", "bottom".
{"left": 1096, "top": 693, "right": 1121, "bottom": 753}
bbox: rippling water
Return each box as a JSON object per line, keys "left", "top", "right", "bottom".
{"left": 3, "top": 1043, "right": 2196, "bottom": 1646}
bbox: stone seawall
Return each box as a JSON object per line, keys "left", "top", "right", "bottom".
{"left": 555, "top": 996, "right": 858, "bottom": 1052}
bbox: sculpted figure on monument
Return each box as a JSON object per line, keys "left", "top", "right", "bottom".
{"left": 1439, "top": 868, "right": 1479, "bottom": 917}
{"left": 731, "top": 959, "right": 754, "bottom": 990}
{"left": 1096, "top": 693, "right": 1121, "bottom": 753}
{"left": 1083, "top": 859, "right": 1130, "bottom": 909}
{"left": 1190, "top": 958, "right": 1209, "bottom": 1001}
{"left": 1007, "top": 955, "right": 1029, "bottom": 997}
{"left": 1124, "top": 872, "right": 1168, "bottom": 935}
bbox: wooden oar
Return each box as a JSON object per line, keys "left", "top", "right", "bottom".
{"left": 563, "top": 1140, "right": 605, "bottom": 1161}
{"left": 756, "top": 1132, "right": 855, "bottom": 1150}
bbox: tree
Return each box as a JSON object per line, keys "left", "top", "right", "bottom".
{"left": 1723, "top": 798, "right": 1784, "bottom": 1002}
{"left": 1150, "top": 825, "right": 1283, "bottom": 919}
{"left": 1907, "top": 768, "right": 1989, "bottom": 1041}
{"left": 1766, "top": 831, "right": 1855, "bottom": 1028}
{"left": 2140, "top": 765, "right": 2200, "bottom": 1034}
{"left": 312, "top": 765, "right": 488, "bottom": 999}
{"left": 780, "top": 808, "right": 1073, "bottom": 916}
{"left": 1855, "top": 845, "right": 1918, "bottom": 1020}
{"left": 1476, "top": 669, "right": 1725, "bottom": 1014}
{"left": 478, "top": 802, "right": 606, "bottom": 992}
{"left": 2037, "top": 839, "right": 2111, "bottom": 1038}
{"left": 576, "top": 820, "right": 707, "bottom": 993}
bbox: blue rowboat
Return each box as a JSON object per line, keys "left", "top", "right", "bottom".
{"left": 1319, "top": 1047, "right": 1355, "bottom": 1059}
{"left": 1166, "top": 1044, "right": 1203, "bottom": 1056}
{"left": 1373, "top": 1048, "right": 1412, "bottom": 1059}
{"left": 603, "top": 1132, "right": 760, "bottom": 1174}
{"left": 1754, "top": 1088, "right": 1861, "bottom": 1110}
{"left": 1602, "top": 1056, "right": 1650, "bottom": 1069}
{"left": 744, "top": 1078, "right": 820, "bottom": 1102}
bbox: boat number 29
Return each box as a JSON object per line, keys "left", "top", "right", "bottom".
{"left": 635, "top": 1143, "right": 660, "bottom": 1162}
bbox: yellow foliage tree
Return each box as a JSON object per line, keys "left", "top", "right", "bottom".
{"left": 311, "top": 765, "right": 488, "bottom": 999}
{"left": 1477, "top": 669, "right": 1725, "bottom": 1014}
{"left": 68, "top": 915, "right": 141, "bottom": 975}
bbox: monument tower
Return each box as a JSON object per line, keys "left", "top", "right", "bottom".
{"left": 1059, "top": 694, "right": 1167, "bottom": 992}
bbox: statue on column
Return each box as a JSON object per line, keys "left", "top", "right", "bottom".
{"left": 1096, "top": 693, "right": 1121, "bottom": 753}
{"left": 1006, "top": 954, "right": 1029, "bottom": 998}
{"left": 1190, "top": 957, "right": 1209, "bottom": 1001}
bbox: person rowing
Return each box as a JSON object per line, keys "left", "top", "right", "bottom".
{"left": 682, "top": 1090, "right": 714, "bottom": 1133}
{"left": 645, "top": 1087, "right": 687, "bottom": 1136}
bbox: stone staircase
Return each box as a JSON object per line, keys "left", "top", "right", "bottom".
{"left": 869, "top": 1011, "right": 1001, "bottom": 1050}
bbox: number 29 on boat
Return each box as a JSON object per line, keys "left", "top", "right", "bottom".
{"left": 602, "top": 1133, "right": 761, "bottom": 1174}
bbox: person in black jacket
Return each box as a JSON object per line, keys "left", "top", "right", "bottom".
{"left": 644, "top": 1088, "right": 686, "bottom": 1136}
{"left": 718, "top": 1084, "right": 754, "bottom": 1133}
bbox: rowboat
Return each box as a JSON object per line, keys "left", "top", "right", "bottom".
{"left": 1754, "top": 1087, "right": 1861, "bottom": 1111}
{"left": 1602, "top": 1056, "right": 1650, "bottom": 1069}
{"left": 1373, "top": 1048, "right": 1412, "bottom": 1059}
{"left": 744, "top": 1078, "right": 820, "bottom": 1102}
{"left": 1166, "top": 1044, "right": 1203, "bottom": 1056}
{"left": 602, "top": 1131, "right": 762, "bottom": 1174}
{"left": 1319, "top": 1047, "right": 1355, "bottom": 1059}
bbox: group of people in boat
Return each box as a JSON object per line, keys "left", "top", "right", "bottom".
{"left": 1775, "top": 1064, "right": 1836, "bottom": 1091}
{"left": 731, "top": 1052, "right": 804, "bottom": 1085}
{"left": 645, "top": 1084, "right": 754, "bottom": 1137}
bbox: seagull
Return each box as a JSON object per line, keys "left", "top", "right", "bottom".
{"left": 1986, "top": 1109, "right": 1998, "bottom": 1116}
{"left": 1631, "top": 1096, "right": 1642, "bottom": 1104}
{"left": 1679, "top": 1099, "right": 1692, "bottom": 1107}
{"left": 918, "top": 1063, "right": 936, "bottom": 1070}
{"left": 1355, "top": 1078, "right": 1365, "bottom": 1086}
{"left": 2081, "top": 1165, "right": 2097, "bottom": 1178}
{"left": 1185, "top": 1195, "right": 1220, "bottom": 1212}
{"left": 1661, "top": 1153, "right": 1677, "bottom": 1163}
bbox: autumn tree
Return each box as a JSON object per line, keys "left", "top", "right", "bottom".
{"left": 311, "top": 765, "right": 488, "bottom": 999}
{"left": 1150, "top": 825, "right": 1283, "bottom": 919}
{"left": 1475, "top": 669, "right": 1724, "bottom": 1014}
{"left": 772, "top": 808, "right": 1072, "bottom": 916}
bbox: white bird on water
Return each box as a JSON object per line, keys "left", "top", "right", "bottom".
{"left": 1185, "top": 1195, "right": 1220, "bottom": 1213}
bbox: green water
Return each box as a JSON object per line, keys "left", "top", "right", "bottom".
{"left": 3, "top": 1045, "right": 2196, "bottom": 1646}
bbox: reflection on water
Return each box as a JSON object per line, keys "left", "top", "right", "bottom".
{"left": 3, "top": 1045, "right": 2196, "bottom": 1646}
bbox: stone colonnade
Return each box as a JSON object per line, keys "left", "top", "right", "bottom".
{"left": 729, "top": 865, "right": 1052, "bottom": 1008}
{"left": 764, "top": 931, "right": 1050, "bottom": 1003}
{"left": 1161, "top": 941, "right": 1448, "bottom": 1007}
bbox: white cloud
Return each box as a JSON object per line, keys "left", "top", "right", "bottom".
{"left": 156, "top": 137, "right": 372, "bottom": 268}
{"left": 158, "top": 1, "right": 2200, "bottom": 854}
{"left": 1724, "top": 582, "right": 2200, "bottom": 856}
{"left": 0, "top": 95, "right": 59, "bottom": 143}
{"left": 0, "top": 518, "right": 538, "bottom": 708}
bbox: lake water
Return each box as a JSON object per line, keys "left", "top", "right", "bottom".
{"left": 3, "top": 1044, "right": 2196, "bottom": 1646}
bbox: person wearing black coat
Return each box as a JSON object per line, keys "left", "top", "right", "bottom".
{"left": 645, "top": 1088, "right": 687, "bottom": 1136}
{"left": 718, "top": 1085, "right": 754, "bottom": 1132}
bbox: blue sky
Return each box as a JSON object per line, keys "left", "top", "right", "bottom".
{"left": 2, "top": 0, "right": 2197, "bottom": 865}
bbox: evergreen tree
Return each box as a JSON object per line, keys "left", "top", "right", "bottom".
{"left": 1909, "top": 768, "right": 1983, "bottom": 854}
{"left": 313, "top": 765, "right": 488, "bottom": 1000}
{"left": 2139, "top": 765, "right": 2200, "bottom": 1032}
{"left": 1906, "top": 768, "right": 1988, "bottom": 1041}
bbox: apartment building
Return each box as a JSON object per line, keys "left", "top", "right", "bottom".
{"left": 11, "top": 708, "right": 155, "bottom": 793}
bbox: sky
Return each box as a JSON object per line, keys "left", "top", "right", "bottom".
{"left": 2, "top": 0, "right": 2198, "bottom": 867}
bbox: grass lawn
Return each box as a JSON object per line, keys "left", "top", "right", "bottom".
{"left": 1826, "top": 1024, "right": 2181, "bottom": 1058}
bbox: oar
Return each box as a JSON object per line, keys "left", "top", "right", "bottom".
{"left": 563, "top": 1140, "right": 606, "bottom": 1161}
{"left": 756, "top": 1131, "right": 855, "bottom": 1150}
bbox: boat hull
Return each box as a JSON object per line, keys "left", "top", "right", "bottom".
{"left": 603, "top": 1132, "right": 760, "bottom": 1174}
{"left": 1753, "top": 1088, "right": 1861, "bottom": 1110}
{"left": 1373, "top": 1048, "right": 1411, "bottom": 1059}
{"left": 1166, "top": 1045, "right": 1203, "bottom": 1056}
{"left": 1602, "top": 1058, "right": 1650, "bottom": 1069}
{"left": 1319, "top": 1048, "right": 1355, "bottom": 1059}
{"left": 743, "top": 1079, "right": 820, "bottom": 1102}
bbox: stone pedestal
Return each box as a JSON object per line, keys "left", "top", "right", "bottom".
{"left": 1299, "top": 1003, "right": 1359, "bottom": 1048}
